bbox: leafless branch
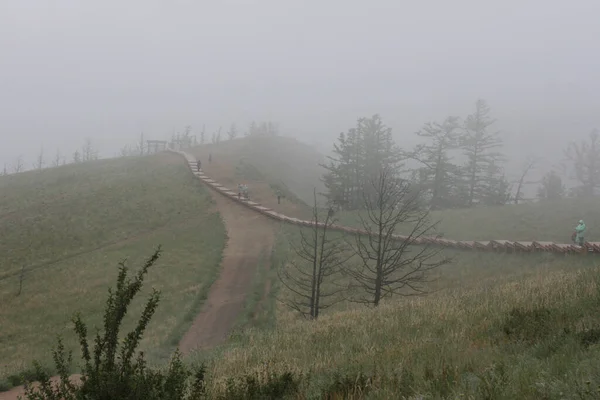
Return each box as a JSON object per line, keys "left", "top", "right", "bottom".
{"left": 347, "top": 165, "right": 452, "bottom": 306}
{"left": 277, "top": 188, "right": 351, "bottom": 319}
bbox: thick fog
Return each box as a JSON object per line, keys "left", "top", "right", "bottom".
{"left": 1, "top": 0, "right": 600, "bottom": 180}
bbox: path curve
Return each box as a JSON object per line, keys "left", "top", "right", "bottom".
{"left": 172, "top": 149, "right": 600, "bottom": 255}
{"left": 4, "top": 147, "right": 599, "bottom": 398}
{"left": 178, "top": 186, "right": 275, "bottom": 354}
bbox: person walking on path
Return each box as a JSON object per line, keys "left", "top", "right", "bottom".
{"left": 574, "top": 220, "right": 587, "bottom": 246}
{"left": 196, "top": 160, "right": 201, "bottom": 171}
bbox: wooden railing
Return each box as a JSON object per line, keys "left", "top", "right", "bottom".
{"left": 170, "top": 150, "right": 600, "bottom": 255}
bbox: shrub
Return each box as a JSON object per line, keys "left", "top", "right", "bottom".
{"left": 22, "top": 247, "right": 207, "bottom": 400}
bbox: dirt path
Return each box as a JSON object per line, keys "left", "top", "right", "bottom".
{"left": 178, "top": 187, "right": 276, "bottom": 355}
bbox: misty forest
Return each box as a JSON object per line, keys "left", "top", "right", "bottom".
{"left": 2, "top": 1, "right": 600, "bottom": 399}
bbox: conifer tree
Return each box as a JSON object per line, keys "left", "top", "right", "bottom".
{"left": 564, "top": 129, "right": 600, "bottom": 197}
{"left": 411, "top": 116, "right": 461, "bottom": 209}
{"left": 321, "top": 115, "right": 402, "bottom": 210}
{"left": 459, "top": 99, "right": 504, "bottom": 206}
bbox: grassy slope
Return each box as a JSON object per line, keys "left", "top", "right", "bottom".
{"left": 188, "top": 136, "right": 325, "bottom": 219}
{"left": 0, "top": 153, "right": 226, "bottom": 386}
{"left": 177, "top": 137, "right": 600, "bottom": 397}
{"left": 1, "top": 136, "right": 596, "bottom": 397}
{"left": 334, "top": 197, "right": 600, "bottom": 243}
{"left": 200, "top": 222, "right": 600, "bottom": 398}
{"left": 192, "top": 135, "right": 598, "bottom": 243}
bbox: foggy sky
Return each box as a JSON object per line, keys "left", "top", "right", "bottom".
{"left": 2, "top": 0, "right": 600, "bottom": 180}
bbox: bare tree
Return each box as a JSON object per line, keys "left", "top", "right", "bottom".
{"left": 200, "top": 124, "right": 206, "bottom": 145}
{"left": 137, "top": 132, "right": 145, "bottom": 155}
{"left": 12, "top": 155, "right": 24, "bottom": 173}
{"left": 227, "top": 123, "right": 238, "bottom": 140}
{"left": 513, "top": 154, "right": 540, "bottom": 204}
{"left": 73, "top": 150, "right": 82, "bottom": 163}
{"left": 33, "top": 146, "right": 45, "bottom": 170}
{"left": 120, "top": 145, "right": 133, "bottom": 157}
{"left": 82, "top": 137, "right": 98, "bottom": 161}
{"left": 52, "top": 149, "right": 62, "bottom": 167}
{"left": 211, "top": 127, "right": 222, "bottom": 144}
{"left": 2, "top": 164, "right": 7, "bottom": 176}
{"left": 349, "top": 166, "right": 451, "bottom": 307}
{"left": 277, "top": 189, "right": 350, "bottom": 319}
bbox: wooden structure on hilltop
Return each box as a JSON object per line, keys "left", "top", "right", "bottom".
{"left": 146, "top": 140, "right": 168, "bottom": 154}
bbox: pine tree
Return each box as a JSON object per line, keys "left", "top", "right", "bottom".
{"left": 564, "top": 129, "right": 600, "bottom": 197}
{"left": 321, "top": 115, "right": 403, "bottom": 210}
{"left": 537, "top": 170, "right": 565, "bottom": 200}
{"left": 412, "top": 116, "right": 461, "bottom": 209}
{"left": 480, "top": 161, "right": 511, "bottom": 205}
{"left": 459, "top": 99, "right": 504, "bottom": 206}
{"left": 320, "top": 132, "right": 351, "bottom": 209}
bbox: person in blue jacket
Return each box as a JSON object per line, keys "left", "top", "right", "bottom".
{"left": 574, "top": 220, "right": 586, "bottom": 246}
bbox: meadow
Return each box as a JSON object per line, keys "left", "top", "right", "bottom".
{"left": 196, "top": 222, "right": 600, "bottom": 399}
{"left": 0, "top": 153, "right": 226, "bottom": 389}
{"left": 4, "top": 137, "right": 600, "bottom": 399}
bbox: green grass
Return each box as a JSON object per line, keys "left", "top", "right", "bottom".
{"left": 5, "top": 135, "right": 600, "bottom": 398}
{"left": 337, "top": 197, "right": 600, "bottom": 243}
{"left": 189, "top": 135, "right": 325, "bottom": 207}
{"left": 193, "top": 135, "right": 598, "bottom": 243}
{"left": 0, "top": 153, "right": 227, "bottom": 388}
{"left": 191, "top": 219, "right": 600, "bottom": 398}
{"left": 203, "top": 265, "right": 600, "bottom": 398}
{"left": 188, "top": 137, "right": 600, "bottom": 397}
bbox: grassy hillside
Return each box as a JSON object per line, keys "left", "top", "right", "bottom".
{"left": 189, "top": 135, "right": 598, "bottom": 243}
{"left": 337, "top": 197, "right": 600, "bottom": 243}
{"left": 0, "top": 153, "right": 226, "bottom": 387}
{"left": 189, "top": 136, "right": 326, "bottom": 218}
{"left": 196, "top": 222, "right": 600, "bottom": 398}
{"left": 204, "top": 264, "right": 600, "bottom": 398}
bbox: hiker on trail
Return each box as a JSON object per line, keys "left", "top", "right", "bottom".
{"left": 574, "top": 220, "right": 586, "bottom": 246}
{"left": 208, "top": 153, "right": 212, "bottom": 163}
{"left": 196, "top": 160, "right": 201, "bottom": 171}
{"left": 237, "top": 184, "right": 242, "bottom": 199}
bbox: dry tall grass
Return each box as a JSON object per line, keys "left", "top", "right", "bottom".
{"left": 195, "top": 220, "right": 600, "bottom": 398}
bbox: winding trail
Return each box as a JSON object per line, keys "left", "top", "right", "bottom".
{"left": 173, "top": 149, "right": 600, "bottom": 255}
{"left": 4, "top": 146, "right": 599, "bottom": 400}
{"left": 178, "top": 187, "right": 275, "bottom": 354}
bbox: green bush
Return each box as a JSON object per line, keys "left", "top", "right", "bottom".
{"left": 21, "top": 247, "right": 206, "bottom": 400}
